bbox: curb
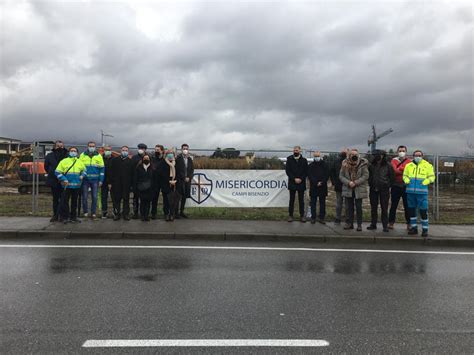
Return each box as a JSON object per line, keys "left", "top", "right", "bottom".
{"left": 0, "top": 230, "right": 473, "bottom": 247}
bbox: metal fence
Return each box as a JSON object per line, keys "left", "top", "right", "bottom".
{"left": 21, "top": 142, "right": 474, "bottom": 221}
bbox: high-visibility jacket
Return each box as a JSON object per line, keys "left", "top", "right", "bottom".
{"left": 403, "top": 159, "right": 435, "bottom": 195}
{"left": 79, "top": 152, "right": 104, "bottom": 182}
{"left": 55, "top": 157, "right": 87, "bottom": 189}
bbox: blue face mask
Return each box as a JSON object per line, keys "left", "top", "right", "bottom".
{"left": 69, "top": 151, "right": 77, "bottom": 158}
{"left": 88, "top": 147, "right": 95, "bottom": 153}
{"left": 414, "top": 157, "right": 422, "bottom": 164}
{"left": 104, "top": 151, "right": 112, "bottom": 157}
{"left": 314, "top": 157, "right": 321, "bottom": 162}
{"left": 121, "top": 151, "right": 128, "bottom": 157}
{"left": 166, "top": 154, "right": 174, "bottom": 160}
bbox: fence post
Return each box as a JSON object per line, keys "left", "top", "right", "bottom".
{"left": 436, "top": 154, "right": 440, "bottom": 221}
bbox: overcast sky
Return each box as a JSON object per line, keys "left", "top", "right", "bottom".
{"left": 0, "top": 0, "right": 472, "bottom": 155}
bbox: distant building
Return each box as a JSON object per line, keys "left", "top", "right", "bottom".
{"left": 0, "top": 137, "right": 23, "bottom": 155}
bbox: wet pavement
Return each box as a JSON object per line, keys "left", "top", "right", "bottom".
{"left": 1, "top": 239, "right": 473, "bottom": 354}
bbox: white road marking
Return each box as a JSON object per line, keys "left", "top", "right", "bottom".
{"left": 0, "top": 244, "right": 473, "bottom": 255}
{"left": 82, "top": 339, "right": 330, "bottom": 347}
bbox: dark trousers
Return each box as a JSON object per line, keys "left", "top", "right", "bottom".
{"left": 346, "top": 195, "right": 363, "bottom": 226}
{"left": 289, "top": 189, "right": 305, "bottom": 217}
{"left": 151, "top": 186, "right": 165, "bottom": 216}
{"left": 51, "top": 184, "right": 63, "bottom": 217}
{"left": 101, "top": 184, "right": 109, "bottom": 214}
{"left": 133, "top": 194, "right": 140, "bottom": 216}
{"left": 60, "top": 188, "right": 79, "bottom": 221}
{"left": 369, "top": 188, "right": 390, "bottom": 228}
{"left": 140, "top": 197, "right": 151, "bottom": 219}
{"left": 166, "top": 191, "right": 181, "bottom": 217}
{"left": 389, "top": 185, "right": 410, "bottom": 224}
{"left": 112, "top": 189, "right": 130, "bottom": 217}
{"left": 179, "top": 195, "right": 187, "bottom": 214}
{"left": 310, "top": 194, "right": 326, "bottom": 220}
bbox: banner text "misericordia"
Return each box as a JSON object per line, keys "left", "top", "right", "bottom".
{"left": 215, "top": 179, "right": 288, "bottom": 189}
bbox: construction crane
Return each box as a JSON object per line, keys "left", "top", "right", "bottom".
{"left": 368, "top": 124, "right": 393, "bottom": 153}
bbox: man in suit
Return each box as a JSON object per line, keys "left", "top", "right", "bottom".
{"left": 175, "top": 143, "right": 194, "bottom": 219}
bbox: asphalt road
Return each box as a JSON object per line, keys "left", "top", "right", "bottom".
{"left": 1, "top": 239, "right": 473, "bottom": 354}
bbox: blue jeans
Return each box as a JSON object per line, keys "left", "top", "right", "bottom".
{"left": 82, "top": 180, "right": 99, "bottom": 214}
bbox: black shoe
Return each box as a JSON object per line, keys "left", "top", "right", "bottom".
{"left": 175, "top": 214, "right": 181, "bottom": 220}
{"left": 288, "top": 216, "right": 294, "bottom": 222}
{"left": 165, "top": 215, "right": 171, "bottom": 222}
{"left": 123, "top": 215, "right": 130, "bottom": 221}
{"left": 311, "top": 218, "right": 316, "bottom": 224}
{"left": 63, "top": 220, "right": 69, "bottom": 225}
{"left": 70, "top": 218, "right": 81, "bottom": 224}
{"left": 300, "top": 217, "right": 306, "bottom": 223}
{"left": 132, "top": 214, "right": 139, "bottom": 220}
{"left": 180, "top": 212, "right": 188, "bottom": 219}
{"left": 367, "top": 225, "right": 377, "bottom": 230}
{"left": 145, "top": 217, "right": 151, "bottom": 222}
{"left": 334, "top": 219, "right": 341, "bottom": 225}
{"left": 318, "top": 219, "right": 326, "bottom": 225}
{"left": 113, "top": 215, "right": 121, "bottom": 221}
{"left": 49, "top": 216, "right": 58, "bottom": 223}
{"left": 383, "top": 228, "right": 389, "bottom": 233}
{"left": 408, "top": 228, "right": 418, "bottom": 235}
{"left": 151, "top": 215, "right": 157, "bottom": 220}
{"left": 356, "top": 225, "right": 362, "bottom": 232}
{"left": 343, "top": 223, "right": 354, "bottom": 230}
{"left": 141, "top": 216, "right": 146, "bottom": 221}
{"left": 421, "top": 230, "right": 428, "bottom": 237}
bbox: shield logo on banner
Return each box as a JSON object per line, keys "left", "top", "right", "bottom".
{"left": 190, "top": 173, "right": 213, "bottom": 204}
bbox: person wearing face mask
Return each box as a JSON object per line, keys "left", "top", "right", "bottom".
{"left": 307, "top": 151, "right": 329, "bottom": 224}
{"left": 55, "top": 147, "right": 86, "bottom": 224}
{"left": 403, "top": 150, "right": 435, "bottom": 237}
{"left": 285, "top": 146, "right": 308, "bottom": 222}
{"left": 131, "top": 143, "right": 148, "bottom": 219}
{"left": 175, "top": 143, "right": 194, "bottom": 219}
{"left": 151, "top": 144, "right": 165, "bottom": 219}
{"left": 388, "top": 145, "right": 411, "bottom": 230}
{"left": 330, "top": 148, "right": 349, "bottom": 225}
{"left": 156, "top": 150, "right": 180, "bottom": 221}
{"left": 79, "top": 141, "right": 105, "bottom": 219}
{"left": 339, "top": 149, "right": 369, "bottom": 231}
{"left": 109, "top": 146, "right": 133, "bottom": 221}
{"left": 100, "top": 146, "right": 114, "bottom": 219}
{"left": 133, "top": 154, "right": 154, "bottom": 221}
{"left": 44, "top": 140, "right": 68, "bottom": 222}
{"left": 367, "top": 150, "right": 395, "bottom": 232}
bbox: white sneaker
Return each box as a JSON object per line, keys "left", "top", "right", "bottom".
{"left": 92, "top": 214, "right": 97, "bottom": 219}
{"left": 83, "top": 213, "right": 89, "bottom": 218}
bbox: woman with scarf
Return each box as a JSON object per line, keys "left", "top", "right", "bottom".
{"left": 339, "top": 149, "right": 369, "bottom": 231}
{"left": 156, "top": 149, "right": 181, "bottom": 221}
{"left": 133, "top": 154, "right": 154, "bottom": 221}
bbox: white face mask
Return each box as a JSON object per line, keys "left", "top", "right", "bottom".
{"left": 398, "top": 151, "right": 406, "bottom": 158}
{"left": 138, "top": 149, "right": 144, "bottom": 155}
{"left": 314, "top": 156, "right": 321, "bottom": 162}
{"left": 182, "top": 149, "right": 189, "bottom": 155}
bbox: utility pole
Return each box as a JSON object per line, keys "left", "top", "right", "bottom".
{"left": 101, "top": 130, "right": 114, "bottom": 146}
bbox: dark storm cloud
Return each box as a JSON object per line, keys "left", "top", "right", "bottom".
{"left": 0, "top": 0, "right": 472, "bottom": 154}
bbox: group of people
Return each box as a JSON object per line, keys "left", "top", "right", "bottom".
{"left": 285, "top": 145, "right": 435, "bottom": 237}
{"left": 45, "top": 141, "right": 435, "bottom": 237}
{"left": 45, "top": 141, "right": 194, "bottom": 223}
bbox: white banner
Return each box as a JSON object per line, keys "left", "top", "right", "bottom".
{"left": 188, "top": 169, "right": 289, "bottom": 207}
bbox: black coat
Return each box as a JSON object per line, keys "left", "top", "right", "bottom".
{"left": 329, "top": 157, "right": 344, "bottom": 192}
{"left": 285, "top": 155, "right": 308, "bottom": 191}
{"left": 103, "top": 156, "right": 114, "bottom": 185}
{"left": 44, "top": 148, "right": 68, "bottom": 187}
{"left": 154, "top": 160, "right": 173, "bottom": 194}
{"left": 308, "top": 160, "right": 329, "bottom": 197}
{"left": 109, "top": 156, "right": 134, "bottom": 193}
{"left": 151, "top": 154, "right": 164, "bottom": 189}
{"left": 133, "top": 164, "right": 154, "bottom": 198}
{"left": 175, "top": 154, "right": 194, "bottom": 197}
{"left": 368, "top": 159, "right": 395, "bottom": 191}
